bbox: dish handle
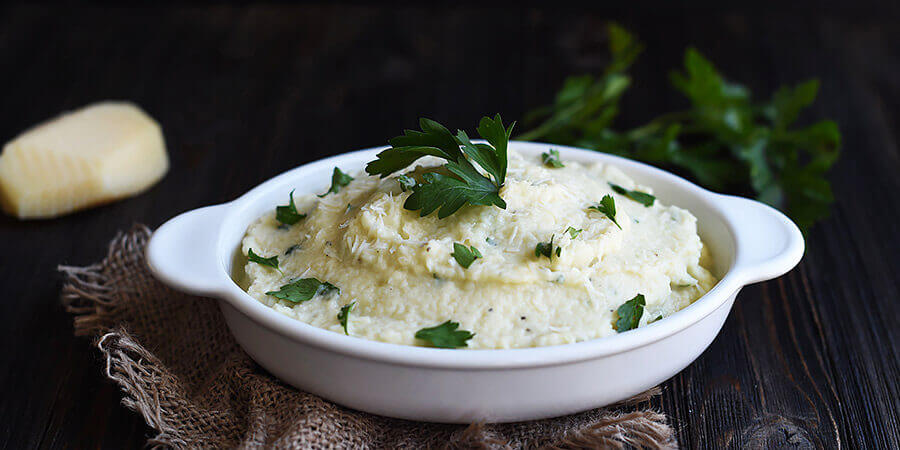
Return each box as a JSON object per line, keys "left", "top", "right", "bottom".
{"left": 716, "top": 195, "right": 805, "bottom": 284}
{"left": 146, "top": 204, "right": 230, "bottom": 297}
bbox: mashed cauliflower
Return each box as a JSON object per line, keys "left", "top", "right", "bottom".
{"left": 241, "top": 151, "right": 717, "bottom": 349}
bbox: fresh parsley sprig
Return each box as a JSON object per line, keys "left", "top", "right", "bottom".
{"left": 589, "top": 195, "right": 621, "bottom": 229}
{"left": 415, "top": 320, "right": 475, "bottom": 348}
{"left": 266, "top": 278, "right": 339, "bottom": 304}
{"left": 614, "top": 294, "right": 646, "bottom": 332}
{"left": 366, "top": 115, "right": 515, "bottom": 219}
{"left": 520, "top": 23, "right": 840, "bottom": 233}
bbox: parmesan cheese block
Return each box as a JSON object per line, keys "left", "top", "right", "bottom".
{"left": 0, "top": 102, "right": 168, "bottom": 219}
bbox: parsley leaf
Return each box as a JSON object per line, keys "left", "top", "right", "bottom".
{"left": 415, "top": 320, "right": 475, "bottom": 348}
{"left": 266, "top": 278, "right": 339, "bottom": 304}
{"left": 397, "top": 174, "right": 417, "bottom": 191}
{"left": 248, "top": 248, "right": 281, "bottom": 274}
{"left": 318, "top": 167, "right": 354, "bottom": 197}
{"left": 589, "top": 194, "right": 621, "bottom": 229}
{"left": 366, "top": 115, "right": 515, "bottom": 218}
{"left": 520, "top": 23, "right": 840, "bottom": 233}
{"left": 615, "top": 294, "right": 646, "bottom": 332}
{"left": 541, "top": 149, "right": 564, "bottom": 168}
{"left": 338, "top": 301, "right": 356, "bottom": 335}
{"left": 535, "top": 235, "right": 561, "bottom": 259}
{"left": 404, "top": 167, "right": 505, "bottom": 218}
{"left": 566, "top": 226, "right": 582, "bottom": 238}
{"left": 609, "top": 183, "right": 655, "bottom": 207}
{"left": 451, "top": 243, "right": 482, "bottom": 269}
{"left": 276, "top": 190, "right": 306, "bottom": 225}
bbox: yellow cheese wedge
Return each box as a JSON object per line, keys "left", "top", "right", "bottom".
{"left": 0, "top": 102, "right": 169, "bottom": 219}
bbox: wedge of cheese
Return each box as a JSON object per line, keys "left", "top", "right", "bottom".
{"left": 0, "top": 102, "right": 169, "bottom": 219}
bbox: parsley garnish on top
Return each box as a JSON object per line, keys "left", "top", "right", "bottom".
{"left": 535, "top": 235, "right": 561, "bottom": 259}
{"left": 451, "top": 243, "right": 482, "bottom": 269}
{"left": 318, "top": 167, "right": 354, "bottom": 197}
{"left": 248, "top": 248, "right": 282, "bottom": 274}
{"left": 365, "top": 115, "right": 515, "bottom": 219}
{"left": 415, "top": 320, "right": 475, "bottom": 348}
{"left": 541, "top": 149, "right": 564, "bottom": 168}
{"left": 566, "top": 226, "right": 582, "bottom": 238}
{"left": 589, "top": 194, "right": 621, "bottom": 229}
{"left": 276, "top": 190, "right": 306, "bottom": 225}
{"left": 614, "top": 294, "right": 646, "bottom": 332}
{"left": 338, "top": 301, "right": 356, "bottom": 335}
{"left": 519, "top": 22, "right": 840, "bottom": 233}
{"left": 609, "top": 183, "right": 655, "bottom": 207}
{"left": 266, "top": 278, "right": 339, "bottom": 304}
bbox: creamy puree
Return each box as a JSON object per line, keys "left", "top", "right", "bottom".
{"left": 241, "top": 151, "right": 717, "bottom": 349}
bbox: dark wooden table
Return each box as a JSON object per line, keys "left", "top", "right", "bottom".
{"left": 1, "top": 3, "right": 898, "bottom": 448}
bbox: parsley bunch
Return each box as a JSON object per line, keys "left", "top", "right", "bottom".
{"left": 520, "top": 23, "right": 840, "bottom": 232}
{"left": 366, "top": 115, "right": 515, "bottom": 219}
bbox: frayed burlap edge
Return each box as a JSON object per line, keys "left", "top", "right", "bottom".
{"left": 60, "top": 224, "right": 678, "bottom": 449}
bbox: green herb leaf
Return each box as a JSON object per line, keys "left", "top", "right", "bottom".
{"left": 519, "top": 23, "right": 840, "bottom": 233}
{"left": 276, "top": 190, "right": 306, "bottom": 225}
{"left": 566, "top": 226, "right": 582, "bottom": 238}
{"left": 367, "top": 115, "right": 514, "bottom": 219}
{"left": 415, "top": 320, "right": 475, "bottom": 348}
{"left": 403, "top": 165, "right": 506, "bottom": 218}
{"left": 535, "top": 235, "right": 561, "bottom": 259}
{"left": 589, "top": 194, "right": 621, "bottom": 229}
{"left": 541, "top": 149, "right": 565, "bottom": 168}
{"left": 609, "top": 183, "right": 655, "bottom": 207}
{"left": 615, "top": 294, "right": 646, "bottom": 332}
{"left": 397, "top": 174, "right": 417, "bottom": 191}
{"left": 248, "top": 248, "right": 280, "bottom": 274}
{"left": 266, "top": 278, "right": 339, "bottom": 304}
{"left": 338, "top": 301, "right": 356, "bottom": 335}
{"left": 451, "top": 243, "right": 482, "bottom": 269}
{"left": 318, "top": 167, "right": 354, "bottom": 197}
{"left": 284, "top": 244, "right": 300, "bottom": 255}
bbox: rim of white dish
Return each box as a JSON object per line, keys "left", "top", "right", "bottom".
{"left": 193, "top": 141, "right": 799, "bottom": 370}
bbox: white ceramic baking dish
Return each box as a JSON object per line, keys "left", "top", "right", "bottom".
{"left": 146, "top": 141, "right": 803, "bottom": 423}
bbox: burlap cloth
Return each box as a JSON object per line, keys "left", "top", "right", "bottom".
{"left": 59, "top": 225, "right": 677, "bottom": 449}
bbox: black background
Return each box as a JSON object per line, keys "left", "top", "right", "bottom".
{"left": 1, "top": 3, "right": 898, "bottom": 448}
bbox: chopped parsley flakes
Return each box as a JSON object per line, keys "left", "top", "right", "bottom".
{"left": 609, "top": 183, "right": 655, "bottom": 207}
{"left": 451, "top": 243, "right": 482, "bottom": 269}
{"left": 276, "top": 190, "right": 306, "bottom": 225}
{"left": 541, "top": 149, "right": 564, "bottom": 168}
{"left": 415, "top": 320, "right": 475, "bottom": 348}
{"left": 319, "top": 167, "right": 354, "bottom": 197}
{"left": 338, "top": 301, "right": 356, "bottom": 335}
{"left": 589, "top": 194, "right": 621, "bottom": 229}
{"left": 614, "top": 294, "right": 646, "bottom": 332}
{"left": 266, "top": 278, "right": 339, "bottom": 304}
